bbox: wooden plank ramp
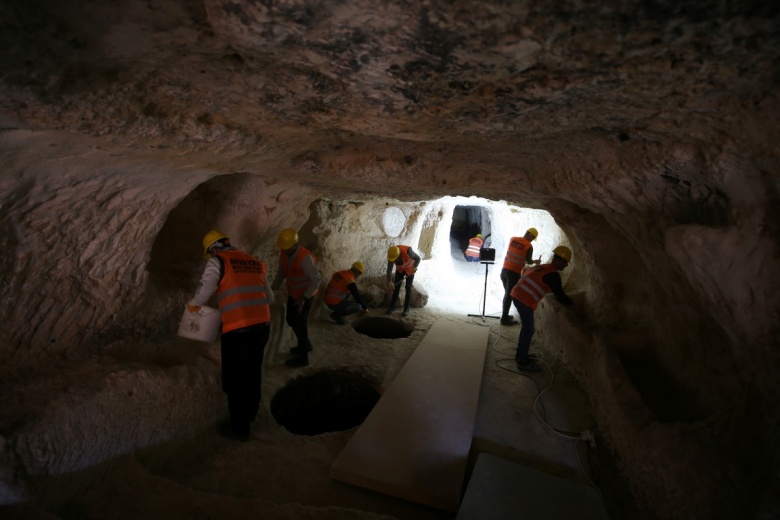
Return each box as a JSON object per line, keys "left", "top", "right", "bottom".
{"left": 330, "top": 318, "right": 489, "bottom": 512}
{"left": 456, "top": 453, "right": 610, "bottom": 520}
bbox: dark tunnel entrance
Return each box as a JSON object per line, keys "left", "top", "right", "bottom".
{"left": 450, "top": 205, "right": 493, "bottom": 262}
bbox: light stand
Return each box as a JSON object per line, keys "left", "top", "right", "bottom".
{"left": 468, "top": 259, "right": 500, "bottom": 322}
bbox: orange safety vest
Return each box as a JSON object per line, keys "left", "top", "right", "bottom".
{"left": 466, "top": 237, "right": 483, "bottom": 258}
{"left": 503, "top": 236, "right": 532, "bottom": 274}
{"left": 280, "top": 246, "right": 318, "bottom": 300}
{"left": 215, "top": 250, "right": 271, "bottom": 333}
{"left": 324, "top": 269, "right": 356, "bottom": 306}
{"left": 394, "top": 245, "right": 416, "bottom": 275}
{"left": 510, "top": 264, "right": 558, "bottom": 310}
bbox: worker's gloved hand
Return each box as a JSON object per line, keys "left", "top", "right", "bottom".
{"left": 187, "top": 303, "right": 201, "bottom": 313}
{"left": 410, "top": 268, "right": 417, "bottom": 275}
{"left": 386, "top": 282, "right": 394, "bottom": 292}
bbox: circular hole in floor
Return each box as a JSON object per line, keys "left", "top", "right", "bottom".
{"left": 271, "top": 368, "right": 381, "bottom": 436}
{"left": 351, "top": 316, "right": 414, "bottom": 339}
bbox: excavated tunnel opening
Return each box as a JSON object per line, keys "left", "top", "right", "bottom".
{"left": 270, "top": 369, "right": 381, "bottom": 436}
{"left": 351, "top": 316, "right": 414, "bottom": 339}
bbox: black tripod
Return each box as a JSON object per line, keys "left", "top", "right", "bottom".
{"left": 468, "top": 260, "right": 500, "bottom": 322}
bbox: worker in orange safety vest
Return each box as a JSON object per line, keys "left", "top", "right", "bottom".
{"left": 500, "top": 227, "right": 541, "bottom": 325}
{"left": 465, "top": 233, "right": 483, "bottom": 262}
{"left": 188, "top": 230, "right": 273, "bottom": 441}
{"left": 324, "top": 261, "right": 369, "bottom": 324}
{"left": 510, "top": 245, "right": 574, "bottom": 372}
{"left": 271, "top": 228, "right": 321, "bottom": 368}
{"left": 385, "top": 245, "right": 421, "bottom": 317}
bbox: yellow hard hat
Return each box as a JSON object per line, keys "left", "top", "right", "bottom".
{"left": 202, "top": 230, "right": 228, "bottom": 257}
{"left": 552, "top": 246, "right": 572, "bottom": 262}
{"left": 387, "top": 246, "right": 400, "bottom": 262}
{"left": 276, "top": 228, "right": 299, "bottom": 249}
{"left": 476, "top": 233, "right": 482, "bottom": 238}
{"left": 352, "top": 261, "right": 365, "bottom": 273}
{"left": 526, "top": 228, "right": 538, "bottom": 238}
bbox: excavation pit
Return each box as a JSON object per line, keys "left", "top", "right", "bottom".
{"left": 351, "top": 316, "right": 414, "bottom": 339}
{"left": 270, "top": 369, "right": 381, "bottom": 436}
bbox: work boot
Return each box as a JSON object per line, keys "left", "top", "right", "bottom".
{"left": 290, "top": 344, "right": 312, "bottom": 355}
{"left": 402, "top": 307, "right": 409, "bottom": 317}
{"left": 330, "top": 312, "right": 347, "bottom": 325}
{"left": 285, "top": 355, "right": 309, "bottom": 368}
{"left": 386, "top": 306, "right": 395, "bottom": 315}
{"left": 500, "top": 316, "right": 518, "bottom": 326}
{"left": 515, "top": 359, "right": 542, "bottom": 373}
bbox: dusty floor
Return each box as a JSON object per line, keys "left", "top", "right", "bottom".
{"left": 3, "top": 251, "right": 623, "bottom": 519}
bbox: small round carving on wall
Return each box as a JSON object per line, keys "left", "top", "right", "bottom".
{"left": 382, "top": 207, "right": 405, "bottom": 237}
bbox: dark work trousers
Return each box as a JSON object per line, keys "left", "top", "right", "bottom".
{"left": 389, "top": 271, "right": 414, "bottom": 311}
{"left": 328, "top": 297, "right": 362, "bottom": 318}
{"left": 511, "top": 299, "right": 535, "bottom": 362}
{"left": 500, "top": 268, "right": 521, "bottom": 319}
{"left": 221, "top": 322, "right": 270, "bottom": 436}
{"left": 286, "top": 295, "right": 313, "bottom": 353}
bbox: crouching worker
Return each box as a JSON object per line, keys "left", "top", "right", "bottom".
{"left": 510, "top": 246, "right": 574, "bottom": 373}
{"left": 324, "top": 262, "right": 369, "bottom": 324}
{"left": 187, "top": 230, "right": 273, "bottom": 441}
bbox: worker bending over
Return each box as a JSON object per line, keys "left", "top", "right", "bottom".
{"left": 500, "top": 227, "right": 541, "bottom": 325}
{"left": 188, "top": 230, "right": 273, "bottom": 441}
{"left": 510, "top": 246, "right": 574, "bottom": 372}
{"left": 324, "top": 262, "right": 369, "bottom": 324}
{"left": 271, "top": 228, "right": 321, "bottom": 368}
{"left": 386, "top": 245, "right": 421, "bottom": 317}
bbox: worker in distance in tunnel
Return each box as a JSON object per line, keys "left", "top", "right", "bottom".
{"left": 385, "top": 245, "right": 421, "bottom": 317}
{"left": 323, "top": 261, "right": 369, "bottom": 324}
{"left": 500, "top": 227, "right": 541, "bottom": 326}
{"left": 510, "top": 245, "right": 574, "bottom": 373}
{"left": 188, "top": 230, "right": 273, "bottom": 441}
{"left": 464, "top": 233, "right": 484, "bottom": 262}
{"left": 271, "top": 227, "right": 321, "bottom": 368}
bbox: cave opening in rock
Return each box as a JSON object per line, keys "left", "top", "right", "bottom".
{"left": 449, "top": 205, "right": 493, "bottom": 263}
{"left": 351, "top": 316, "right": 414, "bottom": 339}
{"left": 270, "top": 369, "right": 381, "bottom": 436}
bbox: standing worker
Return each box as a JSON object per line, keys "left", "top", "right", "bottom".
{"left": 386, "top": 245, "right": 421, "bottom": 317}
{"left": 187, "top": 230, "right": 273, "bottom": 441}
{"left": 271, "top": 228, "right": 321, "bottom": 368}
{"left": 465, "top": 233, "right": 483, "bottom": 262}
{"left": 510, "top": 246, "right": 574, "bottom": 372}
{"left": 323, "top": 262, "right": 369, "bottom": 324}
{"left": 500, "top": 227, "right": 541, "bottom": 325}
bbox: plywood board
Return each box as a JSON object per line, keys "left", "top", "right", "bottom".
{"left": 456, "top": 453, "right": 610, "bottom": 520}
{"left": 330, "top": 318, "right": 489, "bottom": 511}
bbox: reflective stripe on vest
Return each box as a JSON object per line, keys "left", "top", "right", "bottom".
{"left": 215, "top": 250, "right": 271, "bottom": 333}
{"left": 324, "top": 269, "right": 356, "bottom": 306}
{"left": 510, "top": 264, "right": 557, "bottom": 311}
{"left": 466, "top": 237, "right": 483, "bottom": 258}
{"left": 395, "top": 245, "right": 416, "bottom": 275}
{"left": 281, "top": 246, "right": 317, "bottom": 300}
{"left": 503, "top": 237, "right": 532, "bottom": 273}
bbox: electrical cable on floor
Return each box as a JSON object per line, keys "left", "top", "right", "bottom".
{"left": 497, "top": 339, "right": 602, "bottom": 490}
{"left": 574, "top": 439, "right": 601, "bottom": 492}
{"left": 531, "top": 359, "right": 582, "bottom": 441}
